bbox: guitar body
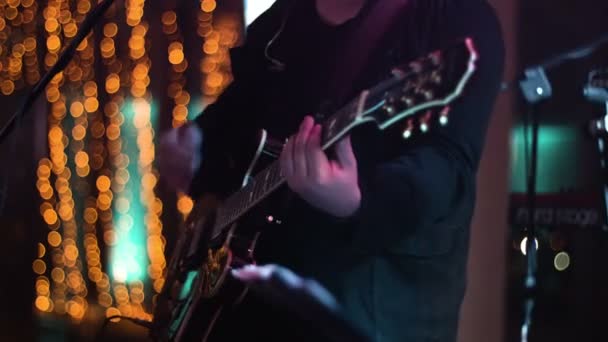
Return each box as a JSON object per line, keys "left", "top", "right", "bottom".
{"left": 152, "top": 129, "right": 281, "bottom": 342}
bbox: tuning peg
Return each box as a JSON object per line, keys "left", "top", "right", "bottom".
{"left": 402, "top": 119, "right": 414, "bottom": 139}
{"left": 419, "top": 110, "right": 432, "bottom": 133}
{"left": 383, "top": 104, "right": 396, "bottom": 116}
{"left": 422, "top": 89, "right": 434, "bottom": 101}
{"left": 420, "top": 122, "right": 429, "bottom": 133}
{"left": 403, "top": 130, "right": 412, "bottom": 139}
{"left": 431, "top": 71, "right": 442, "bottom": 84}
{"left": 439, "top": 106, "right": 450, "bottom": 126}
{"left": 409, "top": 61, "right": 423, "bottom": 73}
{"left": 400, "top": 95, "right": 414, "bottom": 107}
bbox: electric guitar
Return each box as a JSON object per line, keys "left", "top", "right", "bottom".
{"left": 151, "top": 37, "right": 479, "bottom": 342}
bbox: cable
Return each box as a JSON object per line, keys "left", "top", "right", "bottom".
{"left": 0, "top": 0, "right": 116, "bottom": 144}
{"left": 522, "top": 102, "right": 531, "bottom": 187}
{"left": 95, "top": 315, "right": 153, "bottom": 342}
{"left": 502, "top": 31, "right": 608, "bottom": 92}
{"left": 538, "top": 31, "right": 608, "bottom": 71}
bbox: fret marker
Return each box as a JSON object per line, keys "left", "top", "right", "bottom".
{"left": 439, "top": 106, "right": 450, "bottom": 126}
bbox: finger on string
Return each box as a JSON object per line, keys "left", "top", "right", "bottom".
{"left": 334, "top": 135, "right": 357, "bottom": 169}
{"left": 293, "top": 116, "right": 315, "bottom": 178}
{"left": 305, "top": 124, "right": 328, "bottom": 180}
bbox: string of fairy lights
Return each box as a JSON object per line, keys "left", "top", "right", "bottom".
{"left": 0, "top": 0, "right": 39, "bottom": 95}
{"left": 0, "top": 0, "right": 240, "bottom": 327}
{"left": 102, "top": 1, "right": 156, "bottom": 320}
{"left": 96, "top": 0, "right": 121, "bottom": 317}
{"left": 199, "top": 0, "right": 239, "bottom": 103}
{"left": 1, "top": 0, "right": 241, "bottom": 326}
{"left": 35, "top": 0, "right": 93, "bottom": 319}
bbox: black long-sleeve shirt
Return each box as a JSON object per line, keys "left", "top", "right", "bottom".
{"left": 192, "top": 0, "right": 505, "bottom": 341}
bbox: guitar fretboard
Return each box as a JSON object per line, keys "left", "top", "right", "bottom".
{"left": 211, "top": 98, "right": 361, "bottom": 236}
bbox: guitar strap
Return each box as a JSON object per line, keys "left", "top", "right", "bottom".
{"left": 326, "top": 0, "right": 412, "bottom": 107}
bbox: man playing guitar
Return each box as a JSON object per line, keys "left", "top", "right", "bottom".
{"left": 159, "top": 0, "right": 505, "bottom": 341}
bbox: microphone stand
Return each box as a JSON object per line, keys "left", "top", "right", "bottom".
{"left": 0, "top": 0, "right": 116, "bottom": 216}
{"left": 585, "top": 71, "right": 608, "bottom": 231}
{"left": 593, "top": 102, "right": 608, "bottom": 231}
{"left": 515, "top": 31, "right": 608, "bottom": 342}
{"left": 518, "top": 67, "right": 551, "bottom": 342}
{"left": 503, "top": 31, "right": 608, "bottom": 93}
{"left": 0, "top": 0, "right": 116, "bottom": 145}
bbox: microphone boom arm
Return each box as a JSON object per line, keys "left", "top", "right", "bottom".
{"left": 0, "top": 0, "right": 116, "bottom": 145}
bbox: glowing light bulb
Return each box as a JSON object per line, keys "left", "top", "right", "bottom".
{"left": 520, "top": 237, "right": 539, "bottom": 256}
{"left": 554, "top": 251, "right": 570, "bottom": 271}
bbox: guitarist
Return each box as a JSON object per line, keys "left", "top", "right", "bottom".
{"left": 159, "top": 0, "right": 505, "bottom": 341}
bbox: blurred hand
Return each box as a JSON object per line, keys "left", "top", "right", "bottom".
{"left": 232, "top": 264, "right": 339, "bottom": 310}
{"left": 158, "top": 122, "right": 203, "bottom": 193}
{"left": 280, "top": 116, "right": 361, "bottom": 218}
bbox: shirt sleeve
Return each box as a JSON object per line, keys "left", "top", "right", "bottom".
{"left": 189, "top": 1, "right": 285, "bottom": 197}
{"left": 347, "top": 0, "right": 506, "bottom": 254}
{"left": 188, "top": 81, "right": 254, "bottom": 197}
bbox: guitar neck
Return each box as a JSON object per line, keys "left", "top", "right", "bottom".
{"left": 212, "top": 97, "right": 364, "bottom": 235}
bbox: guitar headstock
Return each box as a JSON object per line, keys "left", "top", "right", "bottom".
{"left": 358, "top": 38, "right": 478, "bottom": 138}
